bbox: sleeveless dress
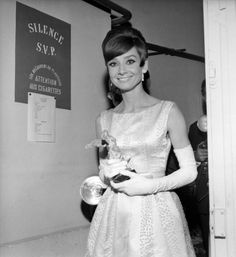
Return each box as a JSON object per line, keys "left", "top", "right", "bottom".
{"left": 85, "top": 100, "right": 196, "bottom": 257}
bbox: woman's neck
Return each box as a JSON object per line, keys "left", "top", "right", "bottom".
{"left": 115, "top": 86, "right": 160, "bottom": 113}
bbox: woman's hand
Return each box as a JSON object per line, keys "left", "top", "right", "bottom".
{"left": 110, "top": 170, "right": 156, "bottom": 196}
{"left": 99, "top": 158, "right": 128, "bottom": 181}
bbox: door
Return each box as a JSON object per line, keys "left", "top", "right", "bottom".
{"left": 203, "top": 0, "right": 236, "bottom": 256}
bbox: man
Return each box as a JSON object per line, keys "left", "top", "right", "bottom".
{"left": 188, "top": 80, "right": 209, "bottom": 256}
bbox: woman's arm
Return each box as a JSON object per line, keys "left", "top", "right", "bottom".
{"left": 150, "top": 103, "right": 197, "bottom": 192}
{"left": 167, "top": 103, "right": 190, "bottom": 149}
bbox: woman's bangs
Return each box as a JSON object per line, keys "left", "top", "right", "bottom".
{"left": 105, "top": 37, "right": 133, "bottom": 63}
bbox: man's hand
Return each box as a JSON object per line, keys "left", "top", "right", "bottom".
{"left": 195, "top": 143, "right": 208, "bottom": 162}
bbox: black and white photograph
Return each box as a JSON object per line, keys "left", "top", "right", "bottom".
{"left": 0, "top": 0, "right": 236, "bottom": 257}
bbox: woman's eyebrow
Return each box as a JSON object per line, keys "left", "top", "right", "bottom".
{"left": 109, "top": 54, "right": 137, "bottom": 63}
{"left": 124, "top": 54, "right": 137, "bottom": 59}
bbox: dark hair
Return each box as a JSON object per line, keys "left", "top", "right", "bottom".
{"left": 102, "top": 27, "right": 148, "bottom": 67}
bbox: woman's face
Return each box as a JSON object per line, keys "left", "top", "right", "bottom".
{"left": 107, "top": 47, "right": 148, "bottom": 92}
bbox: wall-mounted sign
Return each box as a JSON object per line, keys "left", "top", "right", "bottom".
{"left": 15, "top": 2, "right": 71, "bottom": 109}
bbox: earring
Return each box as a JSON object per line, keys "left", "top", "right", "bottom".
{"left": 107, "top": 92, "right": 112, "bottom": 100}
{"left": 107, "top": 81, "right": 113, "bottom": 100}
{"left": 109, "top": 80, "right": 113, "bottom": 90}
{"left": 142, "top": 73, "right": 144, "bottom": 82}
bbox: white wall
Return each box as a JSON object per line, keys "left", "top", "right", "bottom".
{"left": 0, "top": 0, "right": 205, "bottom": 245}
{"left": 0, "top": 0, "right": 109, "bottom": 245}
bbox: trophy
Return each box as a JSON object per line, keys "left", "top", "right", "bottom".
{"left": 80, "top": 176, "right": 107, "bottom": 205}
{"left": 80, "top": 130, "right": 135, "bottom": 205}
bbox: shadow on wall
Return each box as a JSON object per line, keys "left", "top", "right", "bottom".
{"left": 81, "top": 201, "right": 97, "bottom": 222}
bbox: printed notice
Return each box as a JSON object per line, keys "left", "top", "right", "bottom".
{"left": 28, "top": 92, "right": 56, "bottom": 142}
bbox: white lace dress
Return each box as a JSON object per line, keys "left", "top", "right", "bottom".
{"left": 85, "top": 100, "right": 196, "bottom": 257}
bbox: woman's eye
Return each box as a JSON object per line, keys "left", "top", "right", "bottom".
{"left": 108, "top": 61, "right": 117, "bottom": 67}
{"left": 127, "top": 59, "right": 135, "bottom": 65}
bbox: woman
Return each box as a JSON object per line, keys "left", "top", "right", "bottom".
{"left": 85, "top": 26, "right": 197, "bottom": 257}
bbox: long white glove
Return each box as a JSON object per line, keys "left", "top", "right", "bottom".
{"left": 110, "top": 145, "right": 197, "bottom": 196}
{"left": 153, "top": 144, "right": 197, "bottom": 192}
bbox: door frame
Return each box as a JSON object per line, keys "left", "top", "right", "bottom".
{"left": 203, "top": 0, "right": 236, "bottom": 256}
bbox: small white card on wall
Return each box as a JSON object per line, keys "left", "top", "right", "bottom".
{"left": 27, "top": 92, "right": 56, "bottom": 142}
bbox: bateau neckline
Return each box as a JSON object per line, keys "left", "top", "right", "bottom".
{"left": 111, "top": 100, "right": 164, "bottom": 115}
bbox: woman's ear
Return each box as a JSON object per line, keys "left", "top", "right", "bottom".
{"left": 142, "top": 59, "right": 148, "bottom": 74}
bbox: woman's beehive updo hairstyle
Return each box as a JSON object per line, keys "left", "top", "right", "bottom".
{"left": 102, "top": 26, "right": 148, "bottom": 67}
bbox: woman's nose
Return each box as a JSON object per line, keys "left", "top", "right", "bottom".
{"left": 118, "top": 63, "right": 126, "bottom": 74}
